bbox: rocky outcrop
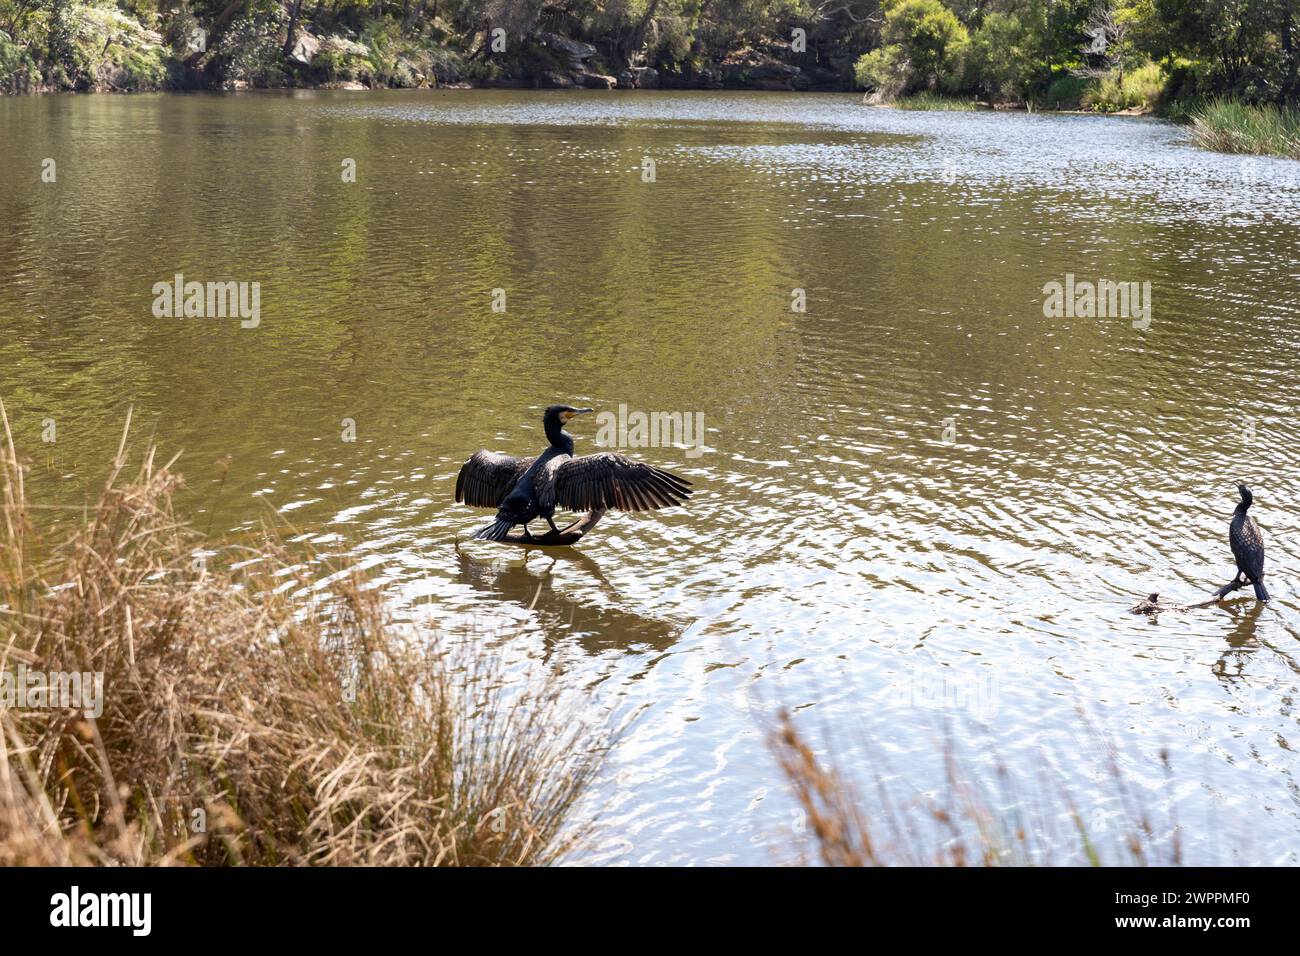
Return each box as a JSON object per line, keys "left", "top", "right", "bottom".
{"left": 539, "top": 70, "right": 575, "bottom": 89}
{"left": 288, "top": 30, "right": 320, "bottom": 65}
{"left": 659, "top": 66, "right": 722, "bottom": 89}
{"left": 803, "top": 63, "right": 846, "bottom": 90}
{"left": 537, "top": 31, "right": 619, "bottom": 91}
{"left": 632, "top": 66, "right": 659, "bottom": 88}
{"left": 720, "top": 51, "right": 802, "bottom": 91}
{"left": 540, "top": 33, "right": 598, "bottom": 66}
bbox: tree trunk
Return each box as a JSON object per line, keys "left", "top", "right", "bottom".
{"left": 625, "top": 0, "right": 661, "bottom": 61}
{"left": 283, "top": 0, "right": 304, "bottom": 57}
{"left": 1281, "top": 4, "right": 1298, "bottom": 101}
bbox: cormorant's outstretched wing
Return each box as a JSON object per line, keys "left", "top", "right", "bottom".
{"left": 455, "top": 450, "right": 533, "bottom": 508}
{"left": 552, "top": 453, "right": 692, "bottom": 513}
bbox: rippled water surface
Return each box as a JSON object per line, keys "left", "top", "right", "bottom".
{"left": 4, "top": 90, "right": 1300, "bottom": 864}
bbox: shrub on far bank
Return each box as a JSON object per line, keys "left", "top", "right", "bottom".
{"left": 212, "top": 13, "right": 289, "bottom": 88}
{"left": 19, "top": 2, "right": 168, "bottom": 92}
{"left": 967, "top": 11, "right": 1034, "bottom": 104}
{"left": 855, "top": 45, "right": 909, "bottom": 100}
{"left": 0, "top": 29, "right": 40, "bottom": 92}
{"left": 1081, "top": 61, "right": 1165, "bottom": 113}
{"left": 854, "top": 0, "right": 970, "bottom": 99}
{"left": 1043, "top": 74, "right": 1089, "bottom": 110}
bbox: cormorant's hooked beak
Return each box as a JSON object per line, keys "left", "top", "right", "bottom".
{"left": 561, "top": 408, "right": 595, "bottom": 424}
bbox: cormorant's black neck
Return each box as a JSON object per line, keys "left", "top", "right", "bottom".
{"left": 544, "top": 416, "right": 574, "bottom": 453}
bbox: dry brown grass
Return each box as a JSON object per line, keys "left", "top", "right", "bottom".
{"left": 770, "top": 709, "right": 1181, "bottom": 867}
{"left": 0, "top": 404, "right": 607, "bottom": 866}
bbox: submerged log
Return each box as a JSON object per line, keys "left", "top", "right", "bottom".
{"left": 499, "top": 509, "right": 606, "bottom": 547}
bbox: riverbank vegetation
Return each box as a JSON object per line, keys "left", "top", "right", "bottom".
{"left": 893, "top": 90, "right": 977, "bottom": 109}
{"left": 0, "top": 408, "right": 606, "bottom": 866}
{"left": 1189, "top": 97, "right": 1300, "bottom": 159}
{"left": 856, "top": 0, "right": 1299, "bottom": 120}
{"left": 0, "top": 0, "right": 1291, "bottom": 106}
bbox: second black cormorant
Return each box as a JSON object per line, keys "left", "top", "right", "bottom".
{"left": 1221, "top": 482, "right": 1270, "bottom": 602}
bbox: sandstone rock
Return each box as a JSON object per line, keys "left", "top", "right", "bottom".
{"left": 541, "top": 32, "right": 597, "bottom": 63}
{"left": 539, "top": 70, "right": 575, "bottom": 89}
{"left": 288, "top": 30, "right": 320, "bottom": 66}
{"left": 579, "top": 72, "right": 616, "bottom": 90}
{"left": 696, "top": 68, "right": 722, "bottom": 89}
{"left": 723, "top": 59, "right": 800, "bottom": 90}
{"left": 804, "top": 66, "right": 843, "bottom": 90}
{"left": 632, "top": 66, "right": 659, "bottom": 89}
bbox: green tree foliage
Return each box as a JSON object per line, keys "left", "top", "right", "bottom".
{"left": 857, "top": 0, "right": 968, "bottom": 93}
{"left": 967, "top": 11, "right": 1034, "bottom": 101}
{"left": 0, "top": 0, "right": 1295, "bottom": 106}
{"left": 889, "top": 0, "right": 968, "bottom": 84}
{"left": 1155, "top": 0, "right": 1300, "bottom": 100}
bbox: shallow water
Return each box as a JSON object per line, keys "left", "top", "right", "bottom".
{"left": 3, "top": 90, "right": 1300, "bottom": 864}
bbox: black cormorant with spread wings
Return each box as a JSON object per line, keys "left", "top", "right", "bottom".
{"left": 1218, "top": 483, "right": 1270, "bottom": 601}
{"left": 456, "top": 405, "right": 693, "bottom": 542}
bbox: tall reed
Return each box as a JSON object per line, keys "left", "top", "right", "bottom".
{"left": 769, "top": 709, "right": 1182, "bottom": 866}
{"left": 1189, "top": 98, "right": 1300, "bottom": 159}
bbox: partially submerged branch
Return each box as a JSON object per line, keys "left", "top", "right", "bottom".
{"left": 1129, "top": 578, "right": 1252, "bottom": 614}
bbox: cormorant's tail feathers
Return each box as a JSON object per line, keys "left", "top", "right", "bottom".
{"left": 1253, "top": 579, "right": 1271, "bottom": 602}
{"left": 474, "top": 517, "right": 515, "bottom": 542}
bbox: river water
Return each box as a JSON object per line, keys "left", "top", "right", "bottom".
{"left": 3, "top": 89, "right": 1300, "bottom": 864}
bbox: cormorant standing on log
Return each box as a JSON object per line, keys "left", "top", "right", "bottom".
{"left": 1221, "top": 483, "right": 1270, "bottom": 602}
{"left": 456, "top": 404, "right": 692, "bottom": 542}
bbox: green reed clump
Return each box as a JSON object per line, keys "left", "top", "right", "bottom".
{"left": 0, "top": 403, "right": 607, "bottom": 866}
{"left": 893, "top": 92, "right": 980, "bottom": 111}
{"left": 1189, "top": 98, "right": 1300, "bottom": 159}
